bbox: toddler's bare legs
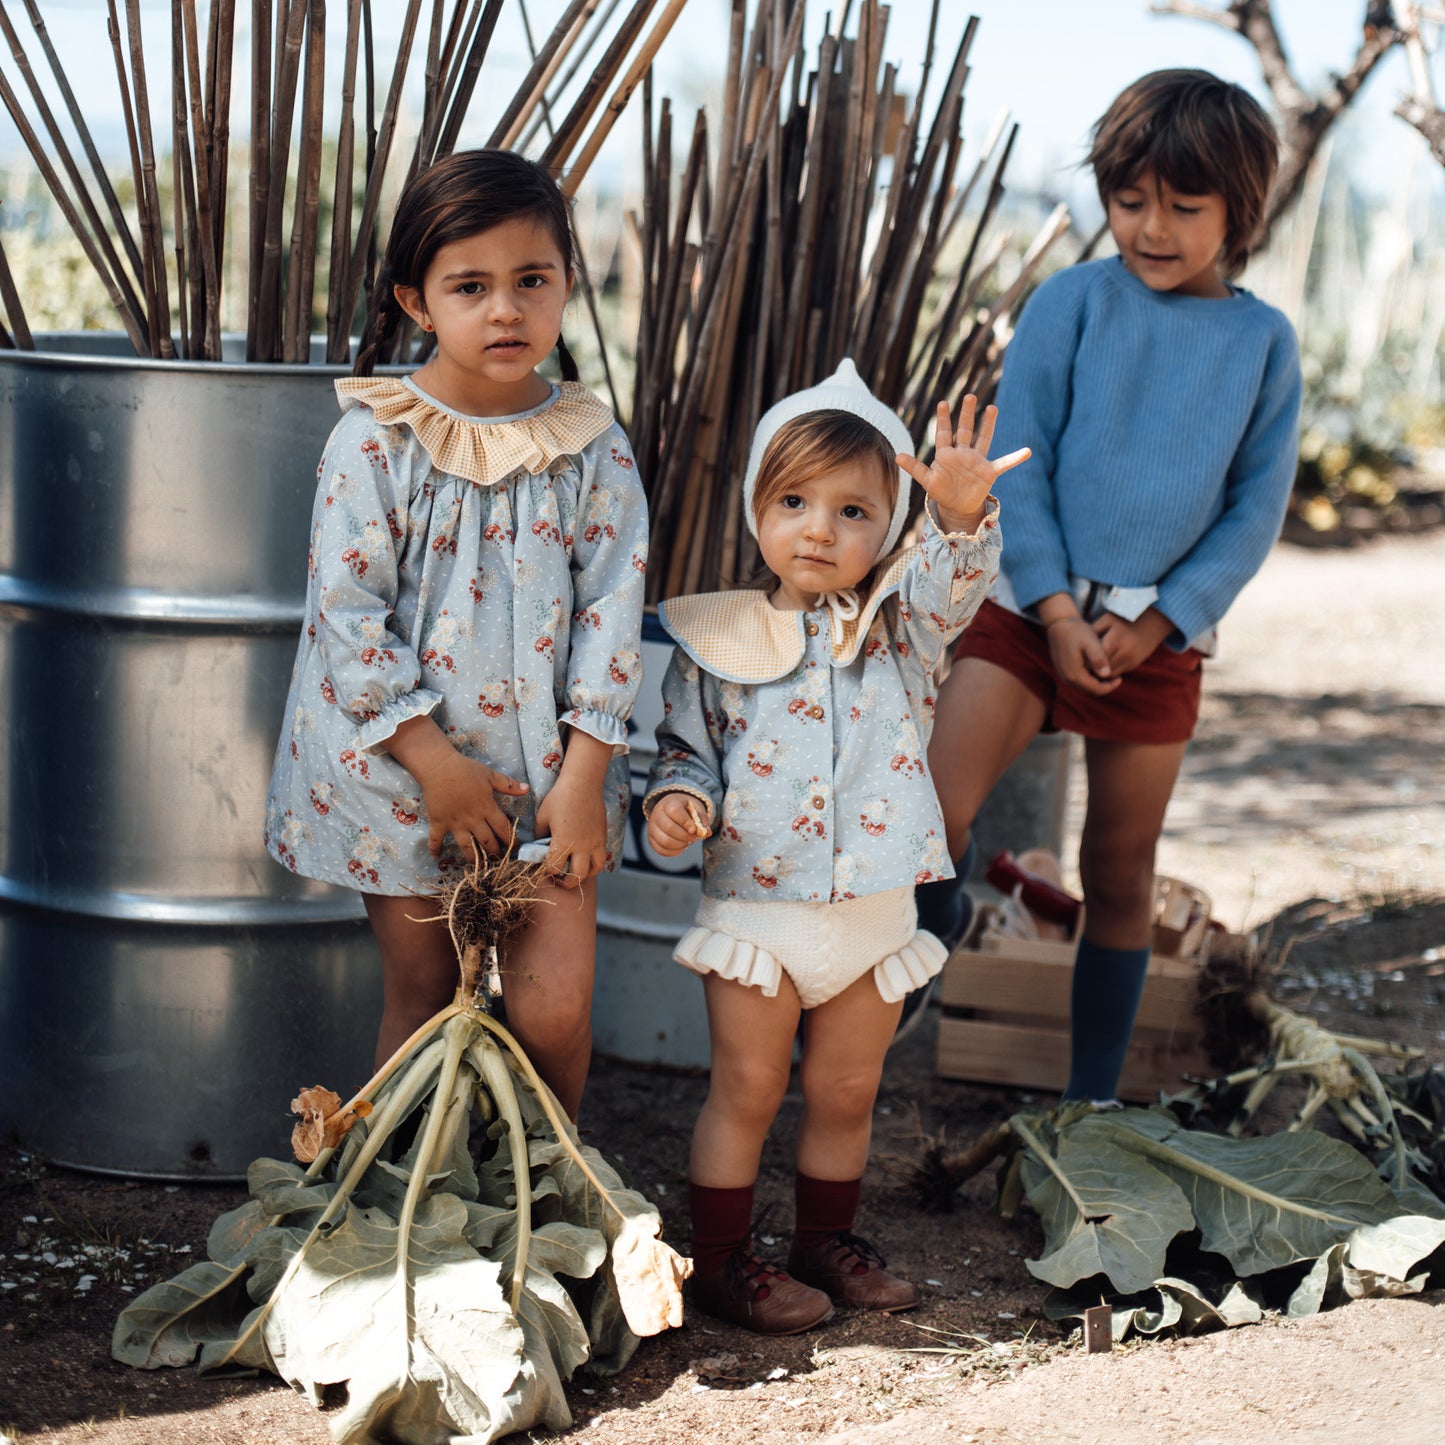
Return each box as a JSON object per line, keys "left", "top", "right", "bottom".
{"left": 690, "top": 971, "right": 802, "bottom": 1186}
{"left": 502, "top": 878, "right": 598, "bottom": 1120}
{"left": 794, "top": 972, "right": 903, "bottom": 1180}
{"left": 365, "top": 893, "right": 461, "bottom": 1070}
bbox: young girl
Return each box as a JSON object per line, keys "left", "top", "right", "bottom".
{"left": 925, "top": 69, "right": 1302, "bottom": 1104}
{"left": 645, "top": 361, "right": 1026, "bottom": 1333}
{"left": 264, "top": 150, "right": 647, "bottom": 1118}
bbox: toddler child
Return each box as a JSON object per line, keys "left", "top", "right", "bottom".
{"left": 646, "top": 361, "right": 1027, "bottom": 1332}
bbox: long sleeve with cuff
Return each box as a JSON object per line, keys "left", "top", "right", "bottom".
{"left": 991, "top": 257, "right": 1301, "bottom": 647}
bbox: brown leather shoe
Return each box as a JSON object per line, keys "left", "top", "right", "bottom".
{"left": 786, "top": 1232, "right": 922, "bottom": 1312}
{"left": 690, "top": 1241, "right": 835, "bottom": 1335}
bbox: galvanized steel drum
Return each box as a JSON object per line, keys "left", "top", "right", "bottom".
{"left": 0, "top": 340, "right": 381, "bottom": 1179}
{"left": 592, "top": 616, "right": 711, "bottom": 1069}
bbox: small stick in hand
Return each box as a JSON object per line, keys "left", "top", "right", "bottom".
{"left": 686, "top": 800, "right": 707, "bottom": 837}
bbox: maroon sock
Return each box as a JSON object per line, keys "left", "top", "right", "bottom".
{"left": 689, "top": 1182, "right": 755, "bottom": 1277}
{"left": 793, "top": 1172, "right": 862, "bottom": 1249}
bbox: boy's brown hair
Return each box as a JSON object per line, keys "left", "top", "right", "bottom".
{"left": 1088, "top": 69, "right": 1279, "bottom": 278}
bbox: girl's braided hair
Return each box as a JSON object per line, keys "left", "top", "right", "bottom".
{"left": 353, "top": 148, "right": 580, "bottom": 379}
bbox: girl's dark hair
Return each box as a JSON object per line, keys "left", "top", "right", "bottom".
{"left": 1088, "top": 69, "right": 1279, "bottom": 278}
{"left": 353, "top": 148, "right": 579, "bottom": 378}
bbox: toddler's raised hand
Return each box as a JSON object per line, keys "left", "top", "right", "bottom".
{"left": 647, "top": 793, "right": 711, "bottom": 858}
{"left": 897, "top": 396, "right": 1031, "bottom": 535}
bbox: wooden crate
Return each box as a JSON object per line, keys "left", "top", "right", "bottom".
{"left": 935, "top": 917, "right": 1213, "bottom": 1102}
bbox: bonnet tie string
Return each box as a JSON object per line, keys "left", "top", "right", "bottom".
{"left": 821, "top": 588, "right": 861, "bottom": 636}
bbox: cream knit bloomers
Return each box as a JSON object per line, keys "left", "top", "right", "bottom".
{"left": 672, "top": 886, "right": 947, "bottom": 1009}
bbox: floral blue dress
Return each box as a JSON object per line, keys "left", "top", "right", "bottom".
{"left": 265, "top": 376, "right": 647, "bottom": 895}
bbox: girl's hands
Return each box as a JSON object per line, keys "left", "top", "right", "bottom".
{"left": 534, "top": 770, "right": 609, "bottom": 888}
{"left": 533, "top": 728, "right": 616, "bottom": 888}
{"left": 647, "top": 793, "right": 712, "bottom": 858}
{"left": 897, "top": 396, "right": 1032, "bottom": 534}
{"left": 384, "top": 714, "right": 528, "bottom": 859}
{"left": 1042, "top": 607, "right": 1172, "bottom": 694}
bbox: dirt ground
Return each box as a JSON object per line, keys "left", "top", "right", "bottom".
{"left": 2, "top": 527, "right": 1444, "bottom": 1445}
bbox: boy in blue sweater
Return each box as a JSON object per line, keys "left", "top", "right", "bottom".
{"left": 922, "top": 69, "right": 1302, "bottom": 1103}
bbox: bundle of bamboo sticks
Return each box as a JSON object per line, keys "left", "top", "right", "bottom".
{"left": 628, "top": 0, "right": 1071, "bottom": 602}
{"left": 0, "top": 0, "right": 690, "bottom": 361}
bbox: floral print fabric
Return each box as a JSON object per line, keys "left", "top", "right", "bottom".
{"left": 643, "top": 509, "right": 1000, "bottom": 904}
{"left": 265, "top": 379, "right": 647, "bottom": 895}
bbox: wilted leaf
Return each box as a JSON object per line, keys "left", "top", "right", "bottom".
{"left": 611, "top": 1215, "right": 693, "bottom": 1334}
{"left": 265, "top": 1194, "right": 545, "bottom": 1444}
{"left": 290, "top": 1085, "right": 371, "bottom": 1163}
{"left": 1345, "top": 1215, "right": 1445, "bottom": 1282}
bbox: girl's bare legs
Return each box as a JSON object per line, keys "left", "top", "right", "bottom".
{"left": 1077, "top": 737, "right": 1189, "bottom": 946}
{"left": 690, "top": 971, "right": 802, "bottom": 1187}
{"left": 502, "top": 878, "right": 598, "bottom": 1120}
{"left": 929, "top": 656, "right": 1048, "bottom": 861}
{"left": 794, "top": 972, "right": 903, "bottom": 1181}
{"left": 364, "top": 893, "right": 462, "bottom": 1069}
{"left": 365, "top": 880, "right": 597, "bottom": 1119}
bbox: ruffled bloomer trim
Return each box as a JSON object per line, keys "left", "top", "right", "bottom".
{"left": 672, "top": 919, "right": 947, "bottom": 1008}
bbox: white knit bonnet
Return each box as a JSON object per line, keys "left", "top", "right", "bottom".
{"left": 741, "top": 358, "right": 915, "bottom": 565}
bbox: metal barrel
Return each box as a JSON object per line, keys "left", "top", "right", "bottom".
{"left": 592, "top": 617, "right": 712, "bottom": 1069}
{"left": 0, "top": 341, "right": 381, "bottom": 1180}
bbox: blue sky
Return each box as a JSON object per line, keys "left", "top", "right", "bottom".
{"left": 3, "top": 0, "right": 1437, "bottom": 220}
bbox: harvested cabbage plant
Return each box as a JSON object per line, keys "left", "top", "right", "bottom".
{"left": 112, "top": 853, "right": 691, "bottom": 1444}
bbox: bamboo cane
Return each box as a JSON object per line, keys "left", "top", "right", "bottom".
{"left": 0, "top": 2, "right": 148, "bottom": 330}
{"left": 516, "top": 0, "right": 626, "bottom": 155}
{"left": 246, "top": 0, "right": 272, "bottom": 358}
{"left": 169, "top": 0, "right": 194, "bottom": 357}
{"left": 326, "top": 0, "right": 363, "bottom": 361}
{"left": 336, "top": 0, "right": 424, "bottom": 364}
{"left": 19, "top": 0, "right": 144, "bottom": 284}
{"left": 434, "top": 0, "right": 504, "bottom": 160}
{"left": 283, "top": 0, "right": 325, "bottom": 363}
{"left": 180, "top": 0, "right": 220, "bottom": 357}
{"left": 489, "top": 0, "right": 598, "bottom": 150}
{"left": 540, "top": 0, "right": 659, "bottom": 174}
{"left": 0, "top": 227, "right": 32, "bottom": 350}
{"left": 255, "top": 0, "right": 307, "bottom": 361}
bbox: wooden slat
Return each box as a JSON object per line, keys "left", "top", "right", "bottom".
{"left": 939, "top": 951, "right": 1203, "bottom": 1036}
{"left": 935, "top": 1017, "right": 1213, "bottom": 1104}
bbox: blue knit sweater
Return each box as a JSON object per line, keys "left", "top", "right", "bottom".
{"left": 991, "top": 256, "right": 1302, "bottom": 648}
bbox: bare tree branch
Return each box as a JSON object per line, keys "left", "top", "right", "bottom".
{"left": 1153, "top": 0, "right": 1402, "bottom": 237}
{"left": 1395, "top": 4, "right": 1445, "bottom": 165}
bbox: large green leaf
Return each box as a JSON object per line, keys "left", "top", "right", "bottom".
{"left": 1021, "top": 1129, "right": 1194, "bottom": 1294}
{"left": 1082, "top": 1110, "right": 1402, "bottom": 1276}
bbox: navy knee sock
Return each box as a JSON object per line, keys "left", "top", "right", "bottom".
{"left": 1063, "top": 938, "right": 1151, "bottom": 1102}
{"left": 914, "top": 838, "right": 976, "bottom": 949}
